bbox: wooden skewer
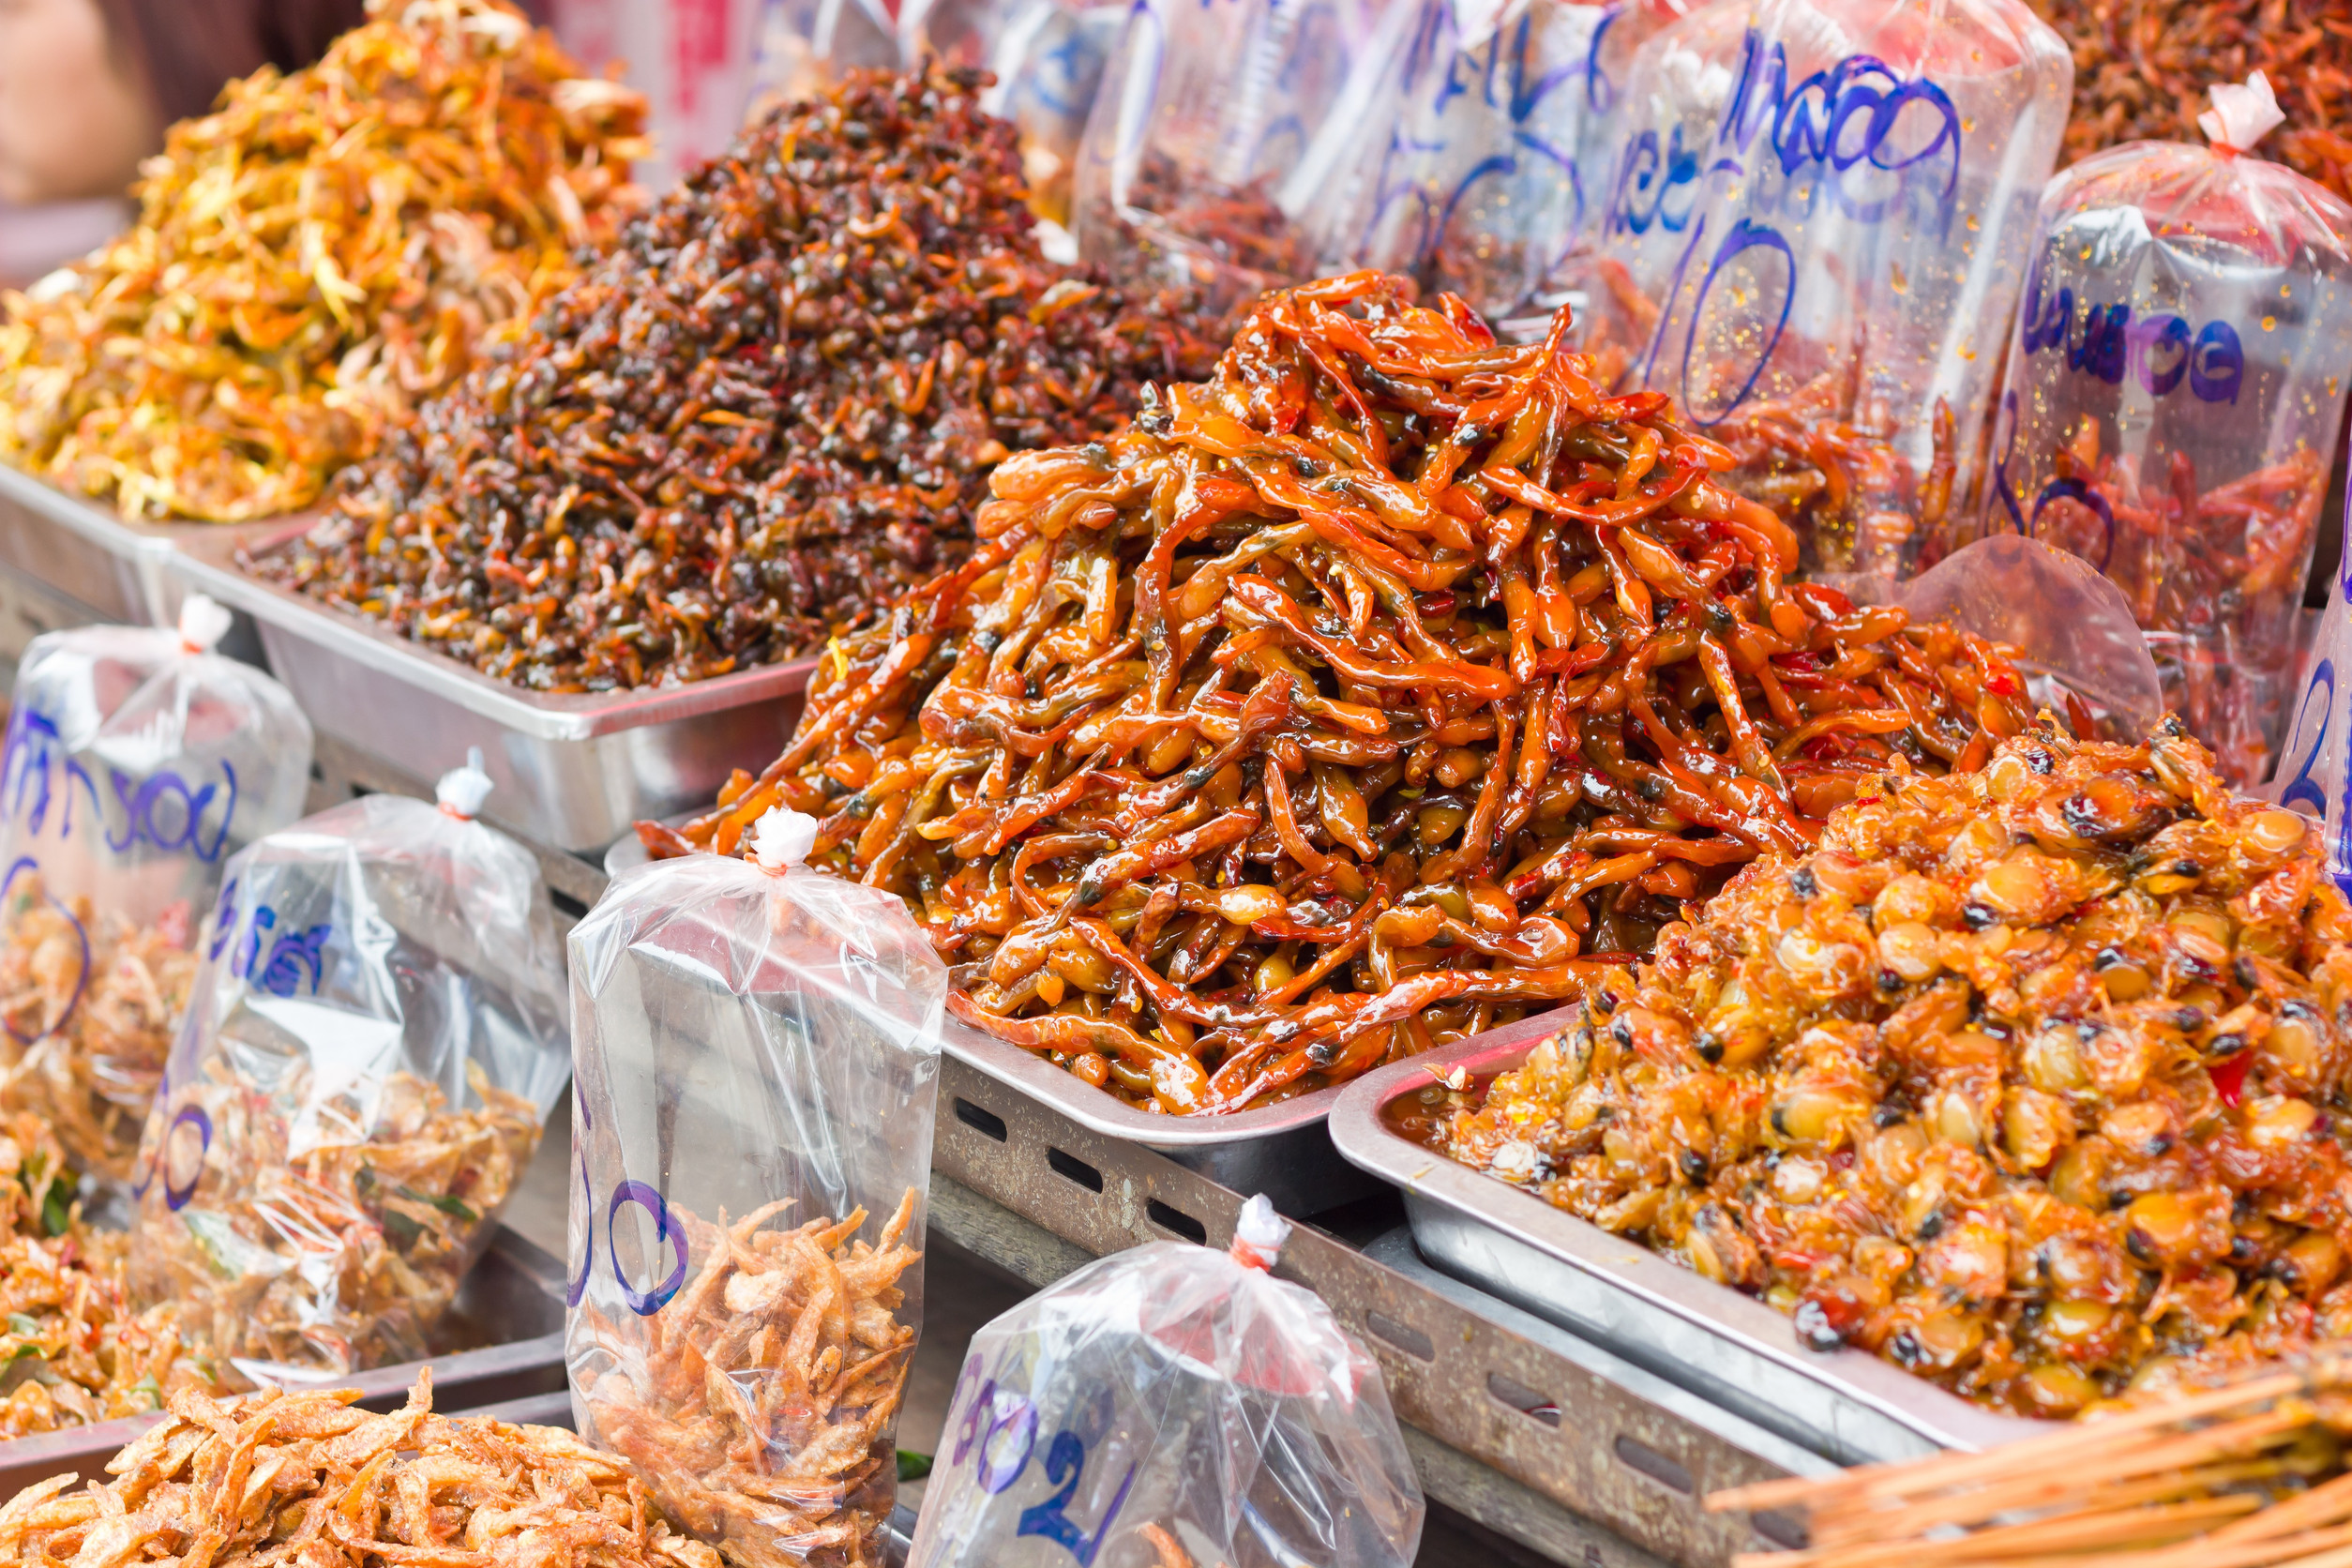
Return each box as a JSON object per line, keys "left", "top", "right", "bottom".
{"left": 2209, "top": 1470, "right": 2352, "bottom": 1545}
{"left": 1709, "top": 1369, "right": 2318, "bottom": 1516}
{"left": 1805, "top": 1410, "right": 2307, "bottom": 1547}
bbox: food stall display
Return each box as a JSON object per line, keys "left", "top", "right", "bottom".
{"left": 6, "top": 1, "right": 2352, "bottom": 1562}
{"left": 1437, "top": 722, "right": 2352, "bottom": 1415}
{"left": 0, "top": 598, "right": 313, "bottom": 1179}
{"left": 0, "top": 0, "right": 647, "bottom": 523}
{"left": 1968, "top": 73, "right": 2352, "bottom": 790}
{"left": 0, "top": 1113, "right": 217, "bottom": 1437}
{"left": 0, "top": 1374, "right": 724, "bottom": 1568}
{"left": 647, "top": 271, "right": 2028, "bottom": 1115}
{"left": 128, "top": 759, "right": 567, "bottom": 1380}
{"left": 1582, "top": 0, "right": 2073, "bottom": 579}
{"left": 568, "top": 808, "right": 945, "bottom": 1568}
{"left": 261, "top": 68, "right": 1224, "bottom": 691}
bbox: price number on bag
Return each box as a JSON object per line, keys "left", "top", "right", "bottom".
{"left": 943, "top": 1364, "right": 1138, "bottom": 1566}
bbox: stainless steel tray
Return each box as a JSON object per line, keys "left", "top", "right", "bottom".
{"left": 0, "top": 463, "right": 286, "bottom": 628}
{"left": 170, "top": 523, "right": 815, "bottom": 852}
{"left": 0, "top": 1222, "right": 566, "bottom": 1499}
{"left": 1328, "top": 1032, "right": 2052, "bottom": 1467}
{"left": 941, "top": 1008, "right": 1566, "bottom": 1216}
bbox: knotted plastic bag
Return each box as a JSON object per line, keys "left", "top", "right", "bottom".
{"left": 1583, "top": 0, "right": 2072, "bottom": 575}
{"left": 566, "top": 807, "right": 945, "bottom": 1568}
{"left": 1071, "top": 0, "right": 1377, "bottom": 309}
{"left": 906, "top": 1196, "right": 1425, "bottom": 1568}
{"left": 128, "top": 753, "right": 567, "bottom": 1381}
{"left": 1979, "top": 71, "right": 2352, "bottom": 790}
{"left": 0, "top": 596, "right": 312, "bottom": 1180}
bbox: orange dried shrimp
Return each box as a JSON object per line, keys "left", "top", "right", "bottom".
{"left": 654, "top": 272, "right": 2026, "bottom": 1114}
{"left": 0, "top": 0, "right": 645, "bottom": 520}
{"left": 1443, "top": 721, "right": 2352, "bottom": 1415}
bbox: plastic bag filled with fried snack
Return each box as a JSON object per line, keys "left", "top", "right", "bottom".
{"left": 126, "top": 752, "right": 567, "bottom": 1383}
{"left": 1976, "top": 71, "right": 2352, "bottom": 790}
{"left": 566, "top": 806, "right": 945, "bottom": 1568}
{"left": 907, "top": 1195, "right": 1424, "bottom": 1568}
{"left": 1070, "top": 0, "right": 1378, "bottom": 310}
{"left": 0, "top": 597, "right": 312, "bottom": 1182}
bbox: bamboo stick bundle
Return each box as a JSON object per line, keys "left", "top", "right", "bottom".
{"left": 1708, "top": 1354, "right": 2352, "bottom": 1565}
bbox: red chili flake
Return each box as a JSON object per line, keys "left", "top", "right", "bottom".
{"left": 2210, "top": 1051, "right": 2254, "bottom": 1107}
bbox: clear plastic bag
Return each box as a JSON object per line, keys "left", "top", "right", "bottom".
{"left": 901, "top": 0, "right": 1122, "bottom": 245}
{"left": 1582, "top": 0, "right": 2072, "bottom": 575}
{"left": 1071, "top": 0, "right": 1378, "bottom": 309}
{"left": 0, "top": 597, "right": 312, "bottom": 1181}
{"left": 739, "top": 0, "right": 904, "bottom": 127}
{"left": 566, "top": 808, "right": 946, "bottom": 1568}
{"left": 1285, "top": 0, "right": 1617, "bottom": 328}
{"left": 127, "top": 754, "right": 567, "bottom": 1382}
{"left": 906, "top": 1196, "right": 1424, "bottom": 1568}
{"left": 1977, "top": 71, "right": 2352, "bottom": 790}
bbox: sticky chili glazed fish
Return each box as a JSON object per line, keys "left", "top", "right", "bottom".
{"left": 1441, "top": 722, "right": 2352, "bottom": 1416}
{"left": 650, "top": 272, "right": 2026, "bottom": 1114}
{"left": 265, "top": 68, "right": 1223, "bottom": 691}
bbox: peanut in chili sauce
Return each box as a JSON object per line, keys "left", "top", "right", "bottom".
{"left": 261, "top": 68, "right": 1225, "bottom": 693}
{"left": 1443, "top": 722, "right": 2352, "bottom": 1416}
{"left": 652, "top": 272, "right": 2031, "bottom": 1115}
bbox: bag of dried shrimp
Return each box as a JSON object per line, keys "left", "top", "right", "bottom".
{"left": 0, "top": 596, "right": 311, "bottom": 1183}
{"left": 126, "top": 752, "right": 567, "bottom": 1382}
{"left": 1977, "top": 71, "right": 2352, "bottom": 791}
{"left": 566, "top": 807, "right": 947, "bottom": 1568}
{"left": 906, "top": 1195, "right": 1423, "bottom": 1568}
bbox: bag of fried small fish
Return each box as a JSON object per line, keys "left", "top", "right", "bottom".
{"left": 566, "top": 807, "right": 945, "bottom": 1568}
{"left": 0, "top": 596, "right": 311, "bottom": 1180}
{"left": 127, "top": 753, "right": 566, "bottom": 1382}
{"left": 907, "top": 1196, "right": 1424, "bottom": 1568}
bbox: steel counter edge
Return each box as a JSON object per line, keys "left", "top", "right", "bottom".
{"left": 168, "top": 523, "right": 816, "bottom": 852}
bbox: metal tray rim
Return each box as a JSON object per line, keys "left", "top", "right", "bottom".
{"left": 171, "top": 522, "right": 818, "bottom": 742}
{"left": 0, "top": 462, "right": 205, "bottom": 561}
{"left": 939, "top": 1007, "right": 1564, "bottom": 1153}
{"left": 1327, "top": 1030, "right": 2055, "bottom": 1454}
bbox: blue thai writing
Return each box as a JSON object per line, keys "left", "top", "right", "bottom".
{"left": 0, "top": 708, "right": 239, "bottom": 862}
{"left": 2018, "top": 266, "right": 2243, "bottom": 403}
{"left": 1609, "top": 27, "right": 1963, "bottom": 241}
{"left": 1357, "top": 4, "right": 1588, "bottom": 278}
{"left": 945, "top": 1371, "right": 1138, "bottom": 1564}
{"left": 209, "top": 886, "right": 332, "bottom": 998}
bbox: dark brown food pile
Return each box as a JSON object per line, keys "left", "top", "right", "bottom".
{"left": 1442, "top": 721, "right": 2352, "bottom": 1415}
{"left": 653, "top": 272, "right": 2027, "bottom": 1115}
{"left": 261, "top": 68, "right": 1223, "bottom": 691}
{"left": 2031, "top": 0, "right": 2352, "bottom": 202}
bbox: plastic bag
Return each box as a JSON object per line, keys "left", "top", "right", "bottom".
{"left": 1582, "top": 0, "right": 2071, "bottom": 575}
{"left": 907, "top": 1195, "right": 1424, "bottom": 1568}
{"left": 1283, "top": 0, "right": 1615, "bottom": 328}
{"left": 0, "top": 596, "right": 312, "bottom": 1181}
{"left": 739, "top": 0, "right": 904, "bottom": 127}
{"left": 1071, "top": 0, "right": 1378, "bottom": 309}
{"left": 566, "top": 807, "right": 945, "bottom": 1568}
{"left": 128, "top": 753, "right": 567, "bottom": 1382}
{"left": 1287, "top": 0, "right": 1698, "bottom": 331}
{"left": 901, "top": 0, "right": 1122, "bottom": 244}
{"left": 1976, "top": 72, "right": 2352, "bottom": 790}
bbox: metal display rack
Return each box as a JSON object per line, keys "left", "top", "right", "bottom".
{"left": 299, "top": 731, "right": 1830, "bottom": 1568}
{"left": 0, "top": 478, "right": 1838, "bottom": 1568}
